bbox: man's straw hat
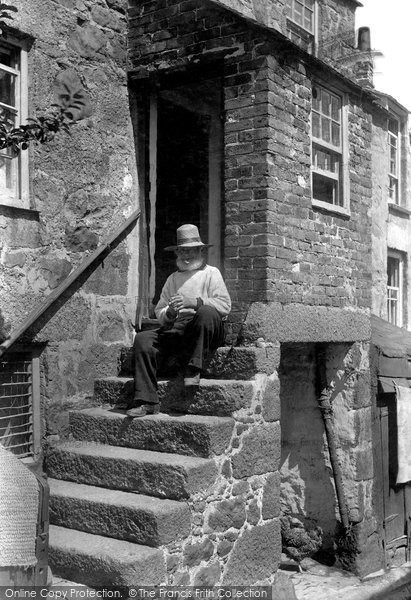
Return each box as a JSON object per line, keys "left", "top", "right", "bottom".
{"left": 164, "top": 224, "right": 212, "bottom": 251}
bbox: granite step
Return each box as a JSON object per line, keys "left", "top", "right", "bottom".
{"left": 93, "top": 377, "right": 255, "bottom": 416}
{"left": 49, "top": 478, "right": 190, "bottom": 546}
{"left": 46, "top": 441, "right": 218, "bottom": 500}
{"left": 49, "top": 525, "right": 165, "bottom": 587}
{"left": 69, "top": 407, "right": 235, "bottom": 457}
{"left": 119, "top": 345, "right": 279, "bottom": 380}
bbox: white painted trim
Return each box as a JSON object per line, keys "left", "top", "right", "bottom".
{"left": 387, "top": 249, "right": 404, "bottom": 327}
{"left": 0, "top": 38, "right": 29, "bottom": 207}
{"left": 310, "top": 84, "right": 350, "bottom": 212}
{"left": 208, "top": 112, "right": 222, "bottom": 270}
{"left": 312, "top": 198, "right": 350, "bottom": 217}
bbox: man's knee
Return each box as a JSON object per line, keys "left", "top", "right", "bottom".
{"left": 196, "top": 304, "right": 220, "bottom": 322}
{"left": 134, "top": 330, "right": 157, "bottom": 355}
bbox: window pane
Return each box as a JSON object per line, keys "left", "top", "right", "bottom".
{"left": 331, "top": 95, "right": 341, "bottom": 121}
{"left": 387, "top": 256, "right": 399, "bottom": 286}
{"left": 331, "top": 122, "right": 340, "bottom": 146}
{"left": 0, "top": 70, "right": 16, "bottom": 107}
{"left": 388, "top": 176, "right": 398, "bottom": 202}
{"left": 388, "top": 118, "right": 398, "bottom": 135}
{"left": 0, "top": 46, "right": 16, "bottom": 69}
{"left": 312, "top": 87, "right": 321, "bottom": 112}
{"left": 313, "top": 147, "right": 339, "bottom": 173}
{"left": 304, "top": 7, "right": 313, "bottom": 30}
{"left": 322, "top": 92, "right": 331, "bottom": 116}
{"left": 0, "top": 154, "right": 18, "bottom": 196}
{"left": 294, "top": 1, "right": 303, "bottom": 24}
{"left": 312, "top": 112, "right": 320, "bottom": 138}
{"left": 321, "top": 116, "right": 330, "bottom": 142}
{"left": 313, "top": 173, "right": 339, "bottom": 205}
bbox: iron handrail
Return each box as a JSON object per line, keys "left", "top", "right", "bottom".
{"left": 0, "top": 209, "right": 140, "bottom": 357}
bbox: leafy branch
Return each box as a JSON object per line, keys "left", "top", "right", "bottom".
{"left": 0, "top": 2, "right": 17, "bottom": 31}
{"left": 0, "top": 105, "right": 75, "bottom": 154}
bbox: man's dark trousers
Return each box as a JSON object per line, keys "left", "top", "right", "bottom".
{"left": 133, "top": 305, "right": 225, "bottom": 405}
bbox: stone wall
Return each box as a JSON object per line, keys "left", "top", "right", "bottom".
{"left": 0, "top": 0, "right": 139, "bottom": 406}
{"left": 163, "top": 351, "right": 283, "bottom": 585}
{"left": 370, "top": 106, "right": 411, "bottom": 328}
{"left": 279, "top": 341, "right": 383, "bottom": 576}
{"left": 129, "top": 0, "right": 373, "bottom": 343}
{"left": 317, "top": 0, "right": 357, "bottom": 64}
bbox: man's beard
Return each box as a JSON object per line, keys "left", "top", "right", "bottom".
{"left": 176, "top": 256, "right": 205, "bottom": 272}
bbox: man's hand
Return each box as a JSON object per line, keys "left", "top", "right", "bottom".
{"left": 169, "top": 294, "right": 184, "bottom": 313}
{"left": 169, "top": 294, "right": 199, "bottom": 312}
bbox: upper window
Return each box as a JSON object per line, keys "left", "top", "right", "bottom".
{"left": 311, "top": 84, "right": 348, "bottom": 212}
{"left": 387, "top": 251, "right": 404, "bottom": 327}
{"left": 286, "top": 0, "right": 317, "bottom": 52}
{"left": 388, "top": 118, "right": 400, "bottom": 205}
{"left": 0, "top": 40, "right": 28, "bottom": 207}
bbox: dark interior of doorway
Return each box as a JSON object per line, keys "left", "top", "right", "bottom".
{"left": 154, "top": 97, "right": 210, "bottom": 305}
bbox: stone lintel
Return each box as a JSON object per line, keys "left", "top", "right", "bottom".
{"left": 242, "top": 302, "right": 371, "bottom": 343}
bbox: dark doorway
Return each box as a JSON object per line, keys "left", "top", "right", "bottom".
{"left": 155, "top": 97, "right": 210, "bottom": 303}
{"left": 146, "top": 77, "right": 223, "bottom": 312}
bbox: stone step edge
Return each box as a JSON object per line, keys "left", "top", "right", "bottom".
{"left": 119, "top": 345, "right": 279, "bottom": 380}
{"left": 92, "top": 377, "right": 256, "bottom": 417}
{"left": 48, "top": 524, "right": 166, "bottom": 587}
{"left": 48, "top": 478, "right": 191, "bottom": 547}
{"left": 46, "top": 440, "right": 218, "bottom": 500}
{"left": 68, "top": 407, "right": 235, "bottom": 457}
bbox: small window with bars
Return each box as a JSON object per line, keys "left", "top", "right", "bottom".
{"left": 0, "top": 350, "right": 40, "bottom": 459}
{"left": 387, "top": 252, "right": 404, "bottom": 327}
{"left": 388, "top": 118, "right": 400, "bottom": 205}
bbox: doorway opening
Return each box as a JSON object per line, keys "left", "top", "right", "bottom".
{"left": 147, "top": 77, "right": 223, "bottom": 308}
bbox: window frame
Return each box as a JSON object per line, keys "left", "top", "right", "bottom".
{"left": 0, "top": 37, "right": 29, "bottom": 208}
{"left": 387, "top": 250, "right": 404, "bottom": 327}
{"left": 285, "top": 0, "right": 318, "bottom": 53}
{"left": 310, "top": 82, "right": 350, "bottom": 216}
{"left": 387, "top": 117, "right": 400, "bottom": 206}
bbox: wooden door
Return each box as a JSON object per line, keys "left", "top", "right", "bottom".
{"left": 377, "top": 395, "right": 411, "bottom": 566}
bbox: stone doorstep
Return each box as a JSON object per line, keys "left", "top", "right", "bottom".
{"left": 48, "top": 525, "right": 165, "bottom": 588}
{"left": 119, "top": 345, "right": 279, "bottom": 380}
{"left": 45, "top": 441, "right": 218, "bottom": 500}
{"left": 93, "top": 377, "right": 255, "bottom": 417}
{"left": 69, "top": 407, "right": 235, "bottom": 458}
{"left": 48, "top": 478, "right": 190, "bottom": 547}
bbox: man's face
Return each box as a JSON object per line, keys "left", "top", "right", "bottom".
{"left": 175, "top": 247, "right": 204, "bottom": 271}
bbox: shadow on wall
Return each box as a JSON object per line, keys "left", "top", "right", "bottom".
{"left": 0, "top": 310, "right": 10, "bottom": 344}
{"left": 279, "top": 342, "right": 337, "bottom": 553}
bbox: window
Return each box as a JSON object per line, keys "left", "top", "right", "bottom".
{"left": 0, "top": 39, "right": 28, "bottom": 207}
{"left": 388, "top": 118, "right": 400, "bottom": 204}
{"left": 387, "top": 251, "right": 404, "bottom": 327}
{"left": 311, "top": 84, "right": 347, "bottom": 211}
{"left": 286, "top": 0, "right": 317, "bottom": 52}
{"left": 0, "top": 348, "right": 41, "bottom": 460}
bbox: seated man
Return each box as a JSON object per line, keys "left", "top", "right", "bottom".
{"left": 127, "top": 224, "right": 231, "bottom": 418}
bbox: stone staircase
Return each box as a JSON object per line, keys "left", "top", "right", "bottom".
{"left": 45, "top": 345, "right": 282, "bottom": 587}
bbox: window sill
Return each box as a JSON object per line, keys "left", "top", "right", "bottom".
{"left": 0, "top": 203, "right": 39, "bottom": 220}
{"left": 388, "top": 203, "right": 411, "bottom": 218}
{"left": 312, "top": 199, "right": 350, "bottom": 218}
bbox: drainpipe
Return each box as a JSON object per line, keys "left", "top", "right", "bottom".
{"left": 316, "top": 343, "right": 350, "bottom": 531}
